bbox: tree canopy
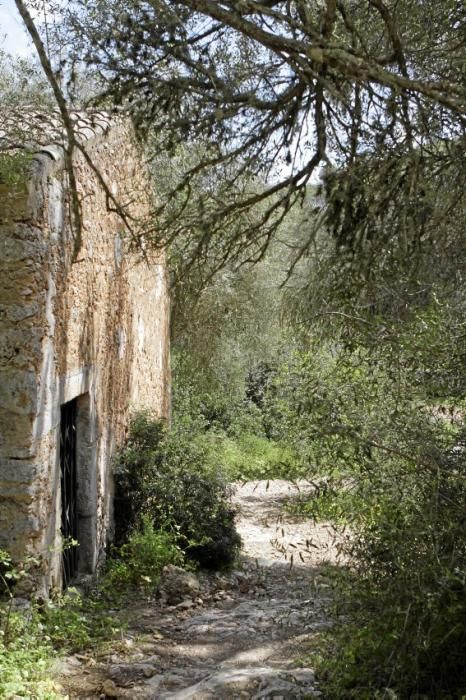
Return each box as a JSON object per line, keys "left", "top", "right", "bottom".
{"left": 57, "top": 0, "right": 466, "bottom": 275}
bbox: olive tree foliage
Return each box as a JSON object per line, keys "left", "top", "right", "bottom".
{"left": 7, "top": 1, "right": 150, "bottom": 258}
{"left": 0, "top": 46, "right": 98, "bottom": 187}
{"left": 0, "top": 49, "right": 54, "bottom": 175}
{"left": 0, "top": 49, "right": 52, "bottom": 108}
{"left": 173, "top": 236, "right": 295, "bottom": 395}
{"left": 55, "top": 0, "right": 466, "bottom": 281}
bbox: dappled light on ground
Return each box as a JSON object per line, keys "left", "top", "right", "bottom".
{"left": 57, "top": 481, "right": 346, "bottom": 698}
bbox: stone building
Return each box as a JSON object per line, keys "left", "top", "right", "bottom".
{"left": 0, "top": 115, "right": 170, "bottom": 592}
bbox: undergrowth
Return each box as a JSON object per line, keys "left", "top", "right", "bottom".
{"left": 312, "top": 451, "right": 466, "bottom": 697}
{"left": 270, "top": 343, "right": 466, "bottom": 698}
{"left": 42, "top": 589, "right": 124, "bottom": 653}
{"left": 0, "top": 548, "right": 117, "bottom": 699}
{"left": 0, "top": 606, "right": 60, "bottom": 699}
{"left": 0, "top": 520, "right": 185, "bottom": 697}
{"left": 102, "top": 518, "right": 185, "bottom": 598}
{"left": 208, "top": 432, "right": 301, "bottom": 481}
{"left": 113, "top": 412, "right": 241, "bottom": 569}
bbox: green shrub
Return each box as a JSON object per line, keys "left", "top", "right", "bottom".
{"left": 102, "top": 519, "right": 184, "bottom": 596}
{"left": 315, "top": 453, "right": 466, "bottom": 698}
{"left": 225, "top": 401, "right": 266, "bottom": 439}
{"left": 42, "top": 589, "right": 123, "bottom": 653}
{"left": 0, "top": 551, "right": 127, "bottom": 696}
{"left": 113, "top": 415, "right": 166, "bottom": 546}
{"left": 339, "top": 446, "right": 466, "bottom": 698}
{"left": 114, "top": 412, "right": 241, "bottom": 569}
{"left": 0, "top": 549, "right": 62, "bottom": 698}
{"left": 277, "top": 352, "right": 466, "bottom": 696}
{"left": 260, "top": 339, "right": 466, "bottom": 697}
{"left": 0, "top": 588, "right": 123, "bottom": 696}
{"left": 0, "top": 609, "right": 61, "bottom": 699}
{"left": 211, "top": 432, "right": 301, "bottom": 481}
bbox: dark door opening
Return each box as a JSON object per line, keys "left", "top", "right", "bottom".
{"left": 60, "top": 398, "right": 79, "bottom": 587}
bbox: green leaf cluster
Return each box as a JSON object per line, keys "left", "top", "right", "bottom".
{"left": 262, "top": 329, "right": 466, "bottom": 696}
{"left": 102, "top": 519, "right": 184, "bottom": 597}
{"left": 113, "top": 412, "right": 241, "bottom": 570}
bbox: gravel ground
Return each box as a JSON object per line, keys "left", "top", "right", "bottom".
{"left": 57, "top": 481, "right": 346, "bottom": 699}
{"left": 232, "top": 479, "right": 346, "bottom": 566}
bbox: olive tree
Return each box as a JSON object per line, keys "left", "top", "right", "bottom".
{"left": 57, "top": 0, "right": 465, "bottom": 274}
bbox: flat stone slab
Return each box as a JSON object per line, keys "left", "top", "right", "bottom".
{"left": 158, "top": 666, "right": 319, "bottom": 699}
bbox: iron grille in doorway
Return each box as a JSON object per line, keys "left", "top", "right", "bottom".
{"left": 60, "top": 399, "right": 79, "bottom": 586}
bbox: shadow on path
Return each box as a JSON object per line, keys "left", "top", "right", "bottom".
{"left": 57, "top": 480, "right": 347, "bottom": 699}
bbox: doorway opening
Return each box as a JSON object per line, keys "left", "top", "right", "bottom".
{"left": 59, "top": 391, "right": 97, "bottom": 587}
{"left": 60, "top": 398, "right": 79, "bottom": 587}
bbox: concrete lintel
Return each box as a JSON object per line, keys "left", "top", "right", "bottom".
{"left": 59, "top": 366, "right": 93, "bottom": 405}
{"left": 32, "top": 366, "right": 95, "bottom": 441}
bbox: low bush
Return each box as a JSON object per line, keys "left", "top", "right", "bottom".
{"left": 114, "top": 412, "right": 241, "bottom": 569}
{"left": 270, "top": 344, "right": 466, "bottom": 697}
{"left": 0, "top": 549, "right": 61, "bottom": 698}
{"left": 211, "top": 432, "right": 301, "bottom": 481}
{"left": 314, "top": 447, "right": 466, "bottom": 698}
{"left": 0, "top": 607, "right": 61, "bottom": 699}
{"left": 42, "top": 589, "right": 124, "bottom": 653}
{"left": 224, "top": 401, "right": 266, "bottom": 439}
{"left": 102, "top": 519, "right": 184, "bottom": 596}
{"left": 0, "top": 589, "right": 125, "bottom": 697}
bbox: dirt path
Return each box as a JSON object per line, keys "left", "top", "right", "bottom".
{"left": 58, "top": 481, "right": 343, "bottom": 699}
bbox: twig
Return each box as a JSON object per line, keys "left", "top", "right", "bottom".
{"left": 14, "top": 0, "right": 83, "bottom": 257}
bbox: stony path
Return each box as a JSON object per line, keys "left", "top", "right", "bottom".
{"left": 58, "top": 481, "right": 344, "bottom": 699}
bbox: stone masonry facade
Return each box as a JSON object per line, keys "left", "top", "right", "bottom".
{"left": 0, "top": 117, "right": 170, "bottom": 592}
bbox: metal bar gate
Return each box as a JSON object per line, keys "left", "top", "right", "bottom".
{"left": 60, "top": 399, "right": 79, "bottom": 587}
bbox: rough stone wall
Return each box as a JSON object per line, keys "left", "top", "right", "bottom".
{"left": 0, "top": 121, "right": 170, "bottom": 591}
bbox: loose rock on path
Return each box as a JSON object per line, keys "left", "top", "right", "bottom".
{"left": 58, "top": 480, "right": 345, "bottom": 699}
